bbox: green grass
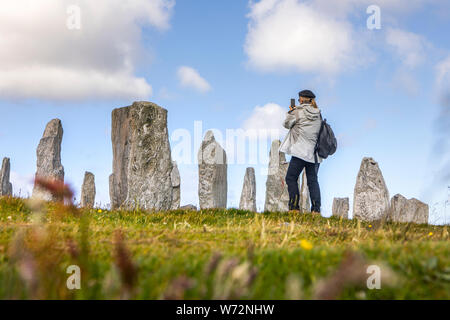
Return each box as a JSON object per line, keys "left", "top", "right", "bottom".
{"left": 0, "top": 196, "right": 449, "bottom": 300}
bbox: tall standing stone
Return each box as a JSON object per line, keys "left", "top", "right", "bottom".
{"left": 109, "top": 101, "right": 173, "bottom": 210}
{"left": 0, "top": 157, "right": 12, "bottom": 196}
{"left": 389, "top": 194, "right": 429, "bottom": 224}
{"left": 32, "top": 119, "right": 64, "bottom": 201}
{"left": 239, "top": 167, "right": 257, "bottom": 211}
{"left": 80, "top": 172, "right": 96, "bottom": 208}
{"left": 353, "top": 157, "right": 390, "bottom": 221}
{"left": 198, "top": 130, "right": 227, "bottom": 209}
{"left": 264, "top": 140, "right": 301, "bottom": 212}
{"left": 300, "top": 170, "right": 310, "bottom": 212}
{"left": 171, "top": 161, "right": 181, "bottom": 210}
{"left": 332, "top": 197, "right": 349, "bottom": 219}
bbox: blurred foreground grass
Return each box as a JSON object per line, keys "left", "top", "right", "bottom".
{"left": 0, "top": 196, "right": 449, "bottom": 300}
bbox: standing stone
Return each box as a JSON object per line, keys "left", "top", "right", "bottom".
{"left": 264, "top": 140, "right": 300, "bottom": 212}
{"left": 0, "top": 157, "right": 13, "bottom": 196}
{"left": 109, "top": 174, "right": 118, "bottom": 209}
{"left": 332, "top": 197, "right": 349, "bottom": 219}
{"left": 198, "top": 130, "right": 227, "bottom": 209}
{"left": 353, "top": 157, "right": 390, "bottom": 221}
{"left": 180, "top": 204, "right": 197, "bottom": 211}
{"left": 389, "top": 194, "right": 429, "bottom": 224}
{"left": 300, "top": 170, "right": 310, "bottom": 212}
{"left": 171, "top": 161, "right": 181, "bottom": 210}
{"left": 109, "top": 104, "right": 130, "bottom": 209}
{"left": 239, "top": 167, "right": 257, "bottom": 211}
{"left": 109, "top": 101, "right": 173, "bottom": 210}
{"left": 80, "top": 172, "right": 96, "bottom": 208}
{"left": 32, "top": 119, "right": 64, "bottom": 201}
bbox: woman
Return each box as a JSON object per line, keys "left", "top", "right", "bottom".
{"left": 279, "top": 89, "right": 322, "bottom": 213}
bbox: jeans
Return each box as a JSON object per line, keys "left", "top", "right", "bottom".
{"left": 285, "top": 156, "right": 321, "bottom": 212}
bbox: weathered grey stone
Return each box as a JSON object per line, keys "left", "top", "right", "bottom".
{"left": 109, "top": 174, "right": 117, "bottom": 209}
{"left": 389, "top": 194, "right": 429, "bottom": 224}
{"left": 198, "top": 130, "right": 227, "bottom": 209}
{"left": 32, "top": 119, "right": 64, "bottom": 201}
{"left": 171, "top": 161, "right": 181, "bottom": 210}
{"left": 109, "top": 105, "right": 130, "bottom": 209}
{"left": 353, "top": 157, "right": 390, "bottom": 221}
{"left": 300, "top": 170, "right": 310, "bottom": 212}
{"left": 180, "top": 204, "right": 197, "bottom": 211}
{"left": 332, "top": 197, "right": 349, "bottom": 219}
{"left": 239, "top": 167, "right": 257, "bottom": 211}
{"left": 264, "top": 140, "right": 301, "bottom": 212}
{"left": 0, "top": 157, "right": 12, "bottom": 196}
{"left": 109, "top": 101, "right": 173, "bottom": 210}
{"left": 80, "top": 172, "right": 96, "bottom": 208}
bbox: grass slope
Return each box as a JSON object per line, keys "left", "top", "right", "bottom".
{"left": 0, "top": 197, "right": 449, "bottom": 299}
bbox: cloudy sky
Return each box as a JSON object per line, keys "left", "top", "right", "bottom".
{"left": 0, "top": 0, "right": 449, "bottom": 223}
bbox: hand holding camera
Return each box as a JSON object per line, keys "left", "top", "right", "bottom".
{"left": 289, "top": 98, "right": 296, "bottom": 112}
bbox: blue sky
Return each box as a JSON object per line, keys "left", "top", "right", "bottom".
{"left": 0, "top": 0, "right": 449, "bottom": 223}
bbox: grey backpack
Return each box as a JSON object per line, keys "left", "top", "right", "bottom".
{"left": 314, "top": 114, "right": 337, "bottom": 164}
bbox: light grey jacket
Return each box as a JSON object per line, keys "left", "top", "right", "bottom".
{"left": 279, "top": 104, "right": 323, "bottom": 164}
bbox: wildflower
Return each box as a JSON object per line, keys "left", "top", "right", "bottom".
{"left": 313, "top": 251, "right": 367, "bottom": 300}
{"left": 98, "top": 209, "right": 102, "bottom": 213}
{"left": 428, "top": 232, "right": 433, "bottom": 236}
{"left": 205, "top": 252, "right": 222, "bottom": 275}
{"left": 34, "top": 177, "right": 73, "bottom": 203}
{"left": 300, "top": 239, "right": 313, "bottom": 250}
{"left": 113, "top": 230, "right": 138, "bottom": 296}
{"left": 7, "top": 216, "right": 12, "bottom": 220}
{"left": 163, "top": 276, "right": 195, "bottom": 300}
{"left": 66, "top": 239, "right": 80, "bottom": 259}
{"left": 368, "top": 225, "right": 372, "bottom": 228}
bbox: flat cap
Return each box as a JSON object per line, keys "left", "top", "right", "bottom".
{"left": 298, "top": 90, "right": 316, "bottom": 99}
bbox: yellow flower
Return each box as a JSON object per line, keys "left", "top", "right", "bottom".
{"left": 428, "top": 232, "right": 433, "bottom": 236}
{"left": 300, "top": 239, "right": 313, "bottom": 250}
{"left": 98, "top": 209, "right": 103, "bottom": 213}
{"left": 368, "top": 225, "right": 372, "bottom": 228}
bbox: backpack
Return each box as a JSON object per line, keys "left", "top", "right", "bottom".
{"left": 314, "top": 113, "right": 337, "bottom": 164}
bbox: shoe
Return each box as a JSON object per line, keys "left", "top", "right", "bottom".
{"left": 310, "top": 200, "right": 321, "bottom": 215}
{"left": 289, "top": 194, "right": 300, "bottom": 211}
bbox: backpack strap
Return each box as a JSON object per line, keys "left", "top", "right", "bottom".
{"left": 314, "top": 113, "right": 325, "bottom": 165}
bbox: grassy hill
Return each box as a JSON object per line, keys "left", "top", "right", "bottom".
{"left": 0, "top": 196, "right": 449, "bottom": 300}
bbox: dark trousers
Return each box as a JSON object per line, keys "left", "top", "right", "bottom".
{"left": 285, "top": 156, "right": 321, "bottom": 212}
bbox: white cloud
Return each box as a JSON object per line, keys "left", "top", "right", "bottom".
{"left": 385, "top": 28, "right": 429, "bottom": 68}
{"left": 430, "top": 55, "right": 450, "bottom": 197}
{"left": 436, "top": 55, "right": 450, "bottom": 92}
{"left": 242, "top": 103, "right": 287, "bottom": 139}
{"left": 311, "top": 0, "right": 429, "bottom": 16}
{"left": 177, "top": 66, "right": 212, "bottom": 93}
{"left": 391, "top": 69, "right": 420, "bottom": 96}
{"left": 435, "top": 55, "right": 450, "bottom": 108}
{"left": 244, "top": 0, "right": 369, "bottom": 75}
{"left": 367, "top": 0, "right": 428, "bottom": 12}
{"left": 0, "top": 67, "right": 152, "bottom": 100}
{"left": 158, "top": 86, "right": 177, "bottom": 100}
{"left": 434, "top": 55, "right": 450, "bottom": 109}
{"left": 0, "top": 0, "right": 175, "bottom": 101}
{"left": 244, "top": 0, "right": 441, "bottom": 76}
{"left": 10, "top": 171, "right": 34, "bottom": 198}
